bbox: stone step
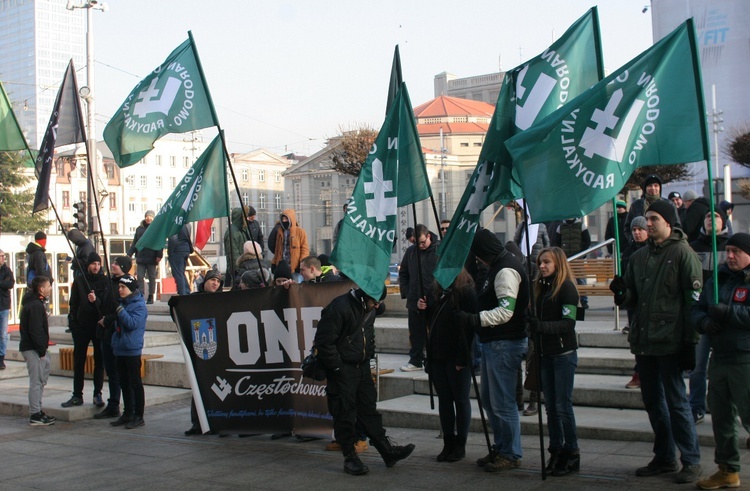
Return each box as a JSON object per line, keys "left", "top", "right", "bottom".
{"left": 0, "top": 374, "right": 190, "bottom": 422}
{"left": 376, "top": 394, "right": 717, "bottom": 447}
{"left": 11, "top": 326, "right": 181, "bottom": 348}
{"left": 49, "top": 314, "right": 177, "bottom": 332}
{"left": 0, "top": 359, "right": 28, "bottom": 380}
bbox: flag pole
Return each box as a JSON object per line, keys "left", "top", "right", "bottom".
{"left": 611, "top": 197, "right": 622, "bottom": 331}
{"left": 187, "top": 32, "right": 266, "bottom": 286}
{"left": 522, "top": 201, "right": 546, "bottom": 480}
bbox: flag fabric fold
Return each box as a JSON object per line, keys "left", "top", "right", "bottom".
{"left": 135, "top": 134, "right": 228, "bottom": 251}
{"left": 103, "top": 37, "right": 216, "bottom": 168}
{"left": 433, "top": 7, "right": 603, "bottom": 289}
{"left": 330, "top": 82, "right": 431, "bottom": 299}
{"left": 33, "top": 59, "right": 87, "bottom": 213}
{"left": 505, "top": 19, "right": 707, "bottom": 223}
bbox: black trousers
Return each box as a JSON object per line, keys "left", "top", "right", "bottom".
{"left": 326, "top": 362, "right": 387, "bottom": 455}
{"left": 71, "top": 326, "right": 103, "bottom": 399}
{"left": 116, "top": 355, "right": 144, "bottom": 418}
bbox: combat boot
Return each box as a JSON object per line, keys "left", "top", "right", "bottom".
{"left": 373, "top": 437, "right": 415, "bottom": 467}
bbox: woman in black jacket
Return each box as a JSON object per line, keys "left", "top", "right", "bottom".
{"left": 418, "top": 267, "right": 477, "bottom": 463}
{"left": 528, "top": 247, "right": 580, "bottom": 476}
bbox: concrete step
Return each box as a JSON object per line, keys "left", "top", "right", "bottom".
{"left": 0, "top": 374, "right": 190, "bottom": 422}
{"left": 0, "top": 359, "right": 28, "bottom": 380}
{"left": 11, "top": 326, "right": 181, "bottom": 348}
{"left": 376, "top": 394, "right": 717, "bottom": 447}
{"left": 49, "top": 314, "right": 177, "bottom": 332}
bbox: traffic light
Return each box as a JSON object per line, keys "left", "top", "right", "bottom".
{"left": 73, "top": 201, "right": 87, "bottom": 232}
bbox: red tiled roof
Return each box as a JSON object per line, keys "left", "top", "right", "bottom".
{"left": 413, "top": 95, "right": 494, "bottom": 118}
{"left": 417, "top": 122, "right": 489, "bottom": 136}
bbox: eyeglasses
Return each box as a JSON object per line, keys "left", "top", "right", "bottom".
{"left": 440, "top": 227, "right": 448, "bottom": 231}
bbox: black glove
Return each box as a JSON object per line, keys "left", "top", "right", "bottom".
{"left": 678, "top": 342, "right": 696, "bottom": 371}
{"left": 701, "top": 317, "right": 722, "bottom": 335}
{"left": 453, "top": 310, "right": 480, "bottom": 331}
{"left": 609, "top": 275, "right": 627, "bottom": 305}
{"left": 708, "top": 303, "right": 731, "bottom": 323}
{"left": 527, "top": 316, "right": 541, "bottom": 334}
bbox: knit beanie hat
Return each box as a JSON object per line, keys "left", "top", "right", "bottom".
{"left": 114, "top": 255, "right": 132, "bottom": 273}
{"left": 642, "top": 174, "right": 662, "bottom": 192}
{"left": 247, "top": 206, "right": 257, "bottom": 217}
{"left": 145, "top": 210, "right": 156, "bottom": 218}
{"left": 616, "top": 200, "right": 627, "bottom": 211}
{"left": 631, "top": 216, "right": 648, "bottom": 231}
{"left": 274, "top": 260, "right": 293, "bottom": 280}
{"left": 119, "top": 275, "right": 138, "bottom": 292}
{"left": 705, "top": 210, "right": 727, "bottom": 231}
{"left": 646, "top": 200, "right": 676, "bottom": 228}
{"left": 87, "top": 251, "right": 102, "bottom": 266}
{"left": 471, "top": 228, "right": 505, "bottom": 264}
{"left": 726, "top": 233, "right": 750, "bottom": 256}
{"left": 243, "top": 241, "right": 263, "bottom": 256}
{"left": 204, "top": 270, "right": 222, "bottom": 283}
{"left": 682, "top": 190, "right": 698, "bottom": 201}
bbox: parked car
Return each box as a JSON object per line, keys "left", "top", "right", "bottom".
{"left": 389, "top": 263, "right": 399, "bottom": 285}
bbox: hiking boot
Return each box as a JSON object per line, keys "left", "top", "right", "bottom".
{"left": 0, "top": 355, "right": 5, "bottom": 369}
{"left": 523, "top": 402, "right": 538, "bottom": 416}
{"left": 354, "top": 440, "right": 368, "bottom": 453}
{"left": 696, "top": 465, "right": 740, "bottom": 489}
{"left": 344, "top": 454, "right": 369, "bottom": 475}
{"left": 94, "top": 406, "right": 120, "bottom": 419}
{"left": 445, "top": 436, "right": 466, "bottom": 462}
{"left": 485, "top": 456, "right": 521, "bottom": 472}
{"left": 674, "top": 464, "right": 701, "bottom": 484}
{"left": 147, "top": 294, "right": 154, "bottom": 305}
{"left": 373, "top": 437, "right": 415, "bottom": 467}
{"left": 29, "top": 412, "right": 54, "bottom": 426}
{"left": 110, "top": 415, "right": 133, "bottom": 427}
{"left": 477, "top": 449, "right": 499, "bottom": 467}
{"left": 625, "top": 373, "right": 641, "bottom": 389}
{"left": 552, "top": 449, "right": 580, "bottom": 476}
{"left": 125, "top": 416, "right": 145, "bottom": 429}
{"left": 635, "top": 459, "right": 679, "bottom": 476}
{"left": 436, "top": 435, "right": 453, "bottom": 462}
{"left": 93, "top": 394, "right": 105, "bottom": 408}
{"left": 545, "top": 449, "right": 561, "bottom": 474}
{"left": 61, "top": 396, "right": 83, "bottom": 408}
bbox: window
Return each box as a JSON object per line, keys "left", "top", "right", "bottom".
{"left": 170, "top": 177, "right": 176, "bottom": 188}
{"left": 106, "top": 163, "right": 115, "bottom": 179}
{"left": 184, "top": 156, "right": 190, "bottom": 168}
{"left": 79, "top": 165, "right": 87, "bottom": 178}
{"left": 141, "top": 204, "right": 147, "bottom": 213}
{"left": 155, "top": 176, "right": 162, "bottom": 188}
{"left": 242, "top": 169, "right": 248, "bottom": 181}
{"left": 275, "top": 171, "right": 281, "bottom": 183}
{"left": 128, "top": 202, "right": 136, "bottom": 212}
{"left": 109, "top": 192, "right": 116, "bottom": 209}
{"left": 258, "top": 170, "right": 265, "bottom": 182}
{"left": 140, "top": 176, "right": 147, "bottom": 187}
{"left": 62, "top": 191, "right": 70, "bottom": 208}
{"left": 274, "top": 193, "right": 281, "bottom": 210}
{"left": 126, "top": 175, "right": 135, "bottom": 186}
{"left": 170, "top": 156, "right": 176, "bottom": 167}
{"left": 242, "top": 193, "right": 249, "bottom": 206}
{"left": 210, "top": 227, "right": 216, "bottom": 243}
{"left": 157, "top": 201, "right": 163, "bottom": 211}
{"left": 110, "top": 223, "right": 118, "bottom": 234}
{"left": 79, "top": 191, "right": 86, "bottom": 202}
{"left": 460, "top": 142, "right": 469, "bottom": 147}
{"left": 155, "top": 155, "right": 162, "bottom": 166}
{"left": 259, "top": 193, "right": 266, "bottom": 209}
{"left": 473, "top": 142, "right": 482, "bottom": 147}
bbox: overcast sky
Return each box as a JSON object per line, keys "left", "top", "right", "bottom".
{"left": 89, "top": 1, "right": 654, "bottom": 156}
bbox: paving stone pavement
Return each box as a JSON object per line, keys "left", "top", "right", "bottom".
{"left": 1, "top": 399, "right": 749, "bottom": 490}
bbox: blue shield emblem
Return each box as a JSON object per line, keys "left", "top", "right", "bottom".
{"left": 191, "top": 318, "right": 218, "bottom": 360}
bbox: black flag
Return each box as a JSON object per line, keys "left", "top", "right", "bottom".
{"left": 33, "top": 59, "right": 87, "bottom": 213}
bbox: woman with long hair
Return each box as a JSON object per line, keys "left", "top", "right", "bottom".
{"left": 417, "top": 267, "right": 478, "bottom": 462}
{"left": 528, "top": 247, "right": 580, "bottom": 476}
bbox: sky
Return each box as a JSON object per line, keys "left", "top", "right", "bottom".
{"left": 89, "top": 1, "right": 655, "bottom": 156}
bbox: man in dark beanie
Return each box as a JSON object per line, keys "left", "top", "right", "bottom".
{"left": 610, "top": 200, "right": 703, "bottom": 483}
{"left": 63, "top": 251, "right": 108, "bottom": 409}
{"left": 315, "top": 286, "right": 414, "bottom": 475}
{"left": 691, "top": 233, "right": 750, "bottom": 489}
{"left": 623, "top": 174, "right": 681, "bottom": 244}
{"left": 453, "top": 228, "right": 529, "bottom": 472}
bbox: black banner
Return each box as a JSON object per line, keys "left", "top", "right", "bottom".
{"left": 170, "top": 281, "right": 353, "bottom": 436}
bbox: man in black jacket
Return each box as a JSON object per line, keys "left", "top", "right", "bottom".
{"left": 315, "top": 287, "right": 414, "bottom": 475}
{"left": 68, "top": 229, "right": 95, "bottom": 278}
{"left": 167, "top": 225, "right": 193, "bottom": 295}
{"left": 20, "top": 276, "right": 54, "bottom": 425}
{"left": 0, "top": 249, "right": 14, "bottom": 369}
{"left": 25, "top": 231, "right": 52, "bottom": 286}
{"left": 62, "top": 252, "right": 108, "bottom": 409}
{"left": 127, "top": 210, "right": 163, "bottom": 304}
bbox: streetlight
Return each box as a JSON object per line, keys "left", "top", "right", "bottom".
{"left": 708, "top": 84, "right": 726, "bottom": 201}
{"left": 66, "top": 0, "right": 108, "bottom": 245}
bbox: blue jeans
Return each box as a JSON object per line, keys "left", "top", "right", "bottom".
{"left": 637, "top": 354, "right": 701, "bottom": 465}
{"left": 169, "top": 253, "right": 190, "bottom": 295}
{"left": 0, "top": 309, "right": 8, "bottom": 357}
{"left": 480, "top": 337, "right": 528, "bottom": 461}
{"left": 688, "top": 333, "right": 710, "bottom": 417}
{"left": 541, "top": 351, "right": 579, "bottom": 451}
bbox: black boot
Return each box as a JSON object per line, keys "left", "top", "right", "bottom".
{"left": 553, "top": 449, "right": 580, "bottom": 476}
{"left": 373, "top": 437, "right": 415, "bottom": 468}
{"left": 445, "top": 436, "right": 466, "bottom": 462}
{"left": 545, "top": 449, "right": 561, "bottom": 474}
{"left": 344, "top": 451, "right": 369, "bottom": 475}
{"left": 147, "top": 294, "right": 154, "bottom": 305}
{"left": 0, "top": 355, "right": 5, "bottom": 369}
{"left": 436, "top": 435, "right": 454, "bottom": 462}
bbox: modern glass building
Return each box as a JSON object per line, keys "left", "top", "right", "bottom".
{"left": 0, "top": 0, "right": 85, "bottom": 149}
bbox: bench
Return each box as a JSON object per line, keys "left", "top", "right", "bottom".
{"left": 59, "top": 347, "right": 163, "bottom": 378}
{"left": 568, "top": 257, "right": 615, "bottom": 297}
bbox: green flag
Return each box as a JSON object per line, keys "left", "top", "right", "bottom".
{"left": 433, "top": 7, "right": 602, "bottom": 289}
{"left": 330, "top": 83, "right": 430, "bottom": 299}
{"left": 0, "top": 80, "right": 30, "bottom": 152}
{"left": 104, "top": 36, "right": 216, "bottom": 168}
{"left": 505, "top": 19, "right": 708, "bottom": 223}
{"left": 135, "top": 133, "right": 228, "bottom": 251}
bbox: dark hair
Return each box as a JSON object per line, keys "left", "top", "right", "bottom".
{"left": 431, "top": 267, "right": 474, "bottom": 308}
{"left": 31, "top": 275, "right": 51, "bottom": 293}
{"left": 414, "top": 224, "right": 429, "bottom": 240}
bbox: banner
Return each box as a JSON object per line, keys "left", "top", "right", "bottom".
{"left": 33, "top": 59, "right": 87, "bottom": 213}
{"left": 330, "top": 82, "right": 431, "bottom": 299}
{"left": 103, "top": 36, "right": 216, "bottom": 168}
{"left": 433, "top": 7, "right": 603, "bottom": 289}
{"left": 0, "top": 81, "right": 30, "bottom": 153}
{"left": 170, "top": 281, "right": 353, "bottom": 435}
{"left": 505, "top": 19, "right": 707, "bottom": 222}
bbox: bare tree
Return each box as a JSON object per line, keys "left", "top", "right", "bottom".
{"left": 329, "top": 124, "right": 378, "bottom": 176}
{"left": 724, "top": 124, "right": 750, "bottom": 169}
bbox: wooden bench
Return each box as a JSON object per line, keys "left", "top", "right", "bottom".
{"left": 59, "top": 347, "right": 163, "bottom": 378}
{"left": 568, "top": 257, "right": 615, "bottom": 297}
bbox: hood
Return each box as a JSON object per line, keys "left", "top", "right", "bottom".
{"left": 230, "top": 207, "right": 248, "bottom": 229}
{"left": 650, "top": 227, "right": 688, "bottom": 250}
{"left": 21, "top": 290, "right": 42, "bottom": 305}
{"left": 280, "top": 209, "right": 298, "bottom": 229}
{"left": 26, "top": 241, "right": 44, "bottom": 254}
{"left": 67, "top": 229, "right": 87, "bottom": 246}
{"left": 471, "top": 228, "right": 506, "bottom": 265}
